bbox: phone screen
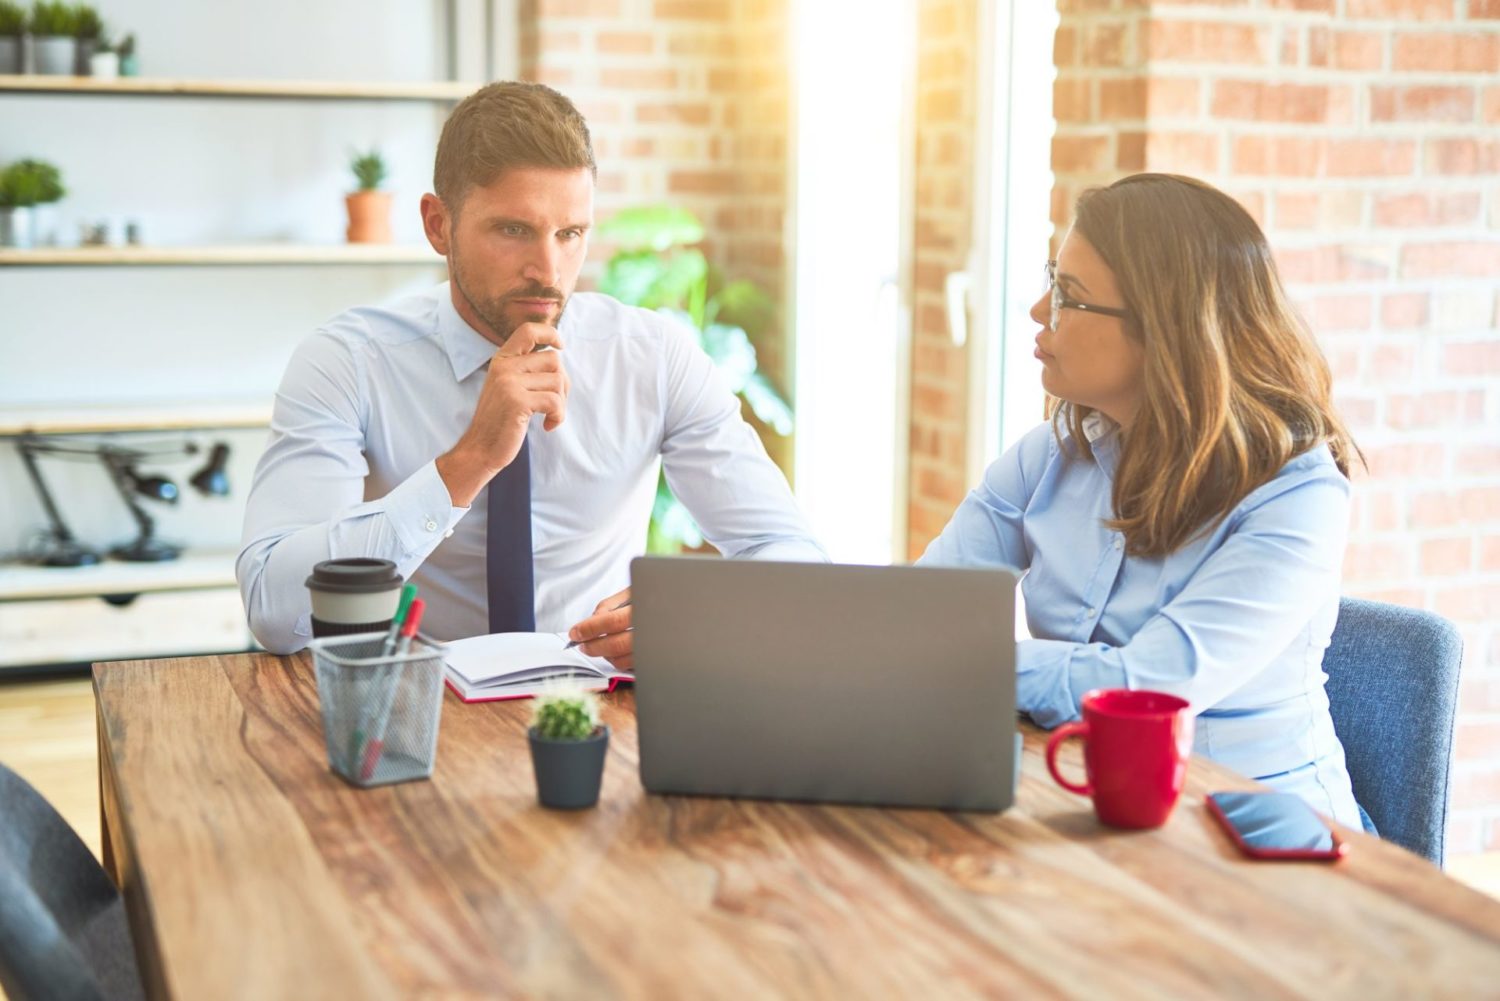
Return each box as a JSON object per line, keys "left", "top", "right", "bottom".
{"left": 1208, "top": 791, "right": 1337, "bottom": 853}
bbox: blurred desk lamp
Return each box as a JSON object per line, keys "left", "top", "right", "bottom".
{"left": 16, "top": 436, "right": 233, "bottom": 565}
{"left": 17, "top": 435, "right": 101, "bottom": 567}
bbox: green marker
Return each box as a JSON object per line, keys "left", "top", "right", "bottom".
{"left": 380, "top": 583, "right": 419, "bottom": 658}
{"left": 349, "top": 582, "right": 418, "bottom": 772}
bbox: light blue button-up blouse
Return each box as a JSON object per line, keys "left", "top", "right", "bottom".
{"left": 919, "top": 415, "right": 1362, "bottom": 828}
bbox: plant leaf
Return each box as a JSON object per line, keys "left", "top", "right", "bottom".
{"left": 651, "top": 476, "right": 703, "bottom": 549}
{"left": 742, "top": 371, "right": 795, "bottom": 435}
{"left": 640, "top": 249, "right": 709, "bottom": 312}
{"left": 596, "top": 206, "right": 705, "bottom": 252}
{"left": 697, "top": 323, "right": 758, "bottom": 391}
{"left": 712, "top": 279, "right": 777, "bottom": 336}
{"left": 598, "top": 251, "right": 669, "bottom": 307}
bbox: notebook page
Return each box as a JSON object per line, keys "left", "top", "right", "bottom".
{"left": 443, "top": 631, "right": 613, "bottom": 686}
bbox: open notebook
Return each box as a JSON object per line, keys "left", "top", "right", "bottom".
{"left": 442, "top": 632, "right": 634, "bottom": 703}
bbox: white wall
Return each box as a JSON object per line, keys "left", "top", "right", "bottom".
{"left": 0, "top": 0, "right": 457, "bottom": 554}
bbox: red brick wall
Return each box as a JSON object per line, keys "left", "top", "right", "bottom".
{"left": 1051, "top": 0, "right": 1500, "bottom": 855}
{"left": 715, "top": 0, "right": 792, "bottom": 422}
{"left": 520, "top": 0, "right": 793, "bottom": 466}
{"left": 906, "top": 0, "right": 980, "bottom": 560}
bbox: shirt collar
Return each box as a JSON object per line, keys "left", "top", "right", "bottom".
{"left": 436, "top": 282, "right": 501, "bottom": 382}
{"left": 1081, "top": 411, "right": 1116, "bottom": 443}
{"left": 1082, "top": 411, "right": 1121, "bottom": 479}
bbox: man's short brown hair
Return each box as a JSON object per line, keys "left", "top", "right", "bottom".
{"left": 433, "top": 81, "right": 596, "bottom": 209}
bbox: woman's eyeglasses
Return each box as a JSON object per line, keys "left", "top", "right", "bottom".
{"left": 1045, "top": 260, "right": 1133, "bottom": 330}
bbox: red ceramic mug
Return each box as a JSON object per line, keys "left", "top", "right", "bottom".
{"left": 1045, "top": 689, "right": 1195, "bottom": 830}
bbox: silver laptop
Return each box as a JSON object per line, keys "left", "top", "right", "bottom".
{"left": 631, "top": 557, "right": 1018, "bottom": 812}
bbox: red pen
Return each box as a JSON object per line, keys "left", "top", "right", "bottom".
{"left": 360, "top": 598, "right": 426, "bottom": 781}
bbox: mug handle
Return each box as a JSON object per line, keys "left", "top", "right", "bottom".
{"left": 1045, "top": 721, "right": 1093, "bottom": 797}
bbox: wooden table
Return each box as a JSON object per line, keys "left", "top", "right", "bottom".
{"left": 95, "top": 653, "right": 1500, "bottom": 1000}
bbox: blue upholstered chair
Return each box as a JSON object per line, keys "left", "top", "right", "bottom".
{"left": 1322, "top": 598, "right": 1464, "bottom": 867}
{"left": 0, "top": 761, "right": 144, "bottom": 1001}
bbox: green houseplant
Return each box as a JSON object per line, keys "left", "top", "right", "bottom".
{"left": 345, "top": 148, "right": 392, "bottom": 244}
{"left": 86, "top": 30, "right": 115, "bottom": 78}
{"left": 14, "top": 159, "right": 64, "bottom": 204}
{"left": 528, "top": 687, "right": 608, "bottom": 809}
{"left": 72, "top": 2, "right": 100, "bottom": 72}
{"left": 28, "top": 1, "right": 77, "bottom": 74}
{"left": 0, "top": 159, "right": 59, "bottom": 249}
{"left": 596, "top": 205, "right": 795, "bottom": 554}
{"left": 11, "top": 158, "right": 64, "bottom": 245}
{"left": 116, "top": 31, "right": 136, "bottom": 75}
{"left": 0, "top": 1, "right": 24, "bottom": 74}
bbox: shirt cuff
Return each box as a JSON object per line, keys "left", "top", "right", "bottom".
{"left": 384, "top": 460, "right": 469, "bottom": 556}
{"left": 1018, "top": 639, "right": 1135, "bottom": 727}
{"left": 1018, "top": 639, "right": 1089, "bottom": 728}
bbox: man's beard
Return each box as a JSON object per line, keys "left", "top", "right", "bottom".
{"left": 451, "top": 257, "right": 569, "bottom": 346}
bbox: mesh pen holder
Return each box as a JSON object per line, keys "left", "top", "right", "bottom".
{"left": 310, "top": 631, "right": 446, "bottom": 788}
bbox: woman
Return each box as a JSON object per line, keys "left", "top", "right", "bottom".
{"left": 920, "top": 173, "right": 1364, "bottom": 828}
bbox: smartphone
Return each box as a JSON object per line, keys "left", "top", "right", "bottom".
{"left": 1205, "top": 791, "right": 1348, "bottom": 861}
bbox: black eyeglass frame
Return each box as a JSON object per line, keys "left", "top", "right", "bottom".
{"left": 1045, "top": 260, "right": 1133, "bottom": 329}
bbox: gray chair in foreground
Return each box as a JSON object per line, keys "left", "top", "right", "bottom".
{"left": 1322, "top": 597, "right": 1463, "bottom": 867}
{"left": 0, "top": 761, "right": 144, "bottom": 1001}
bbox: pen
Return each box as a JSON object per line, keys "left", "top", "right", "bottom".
{"left": 394, "top": 598, "right": 424, "bottom": 656}
{"left": 350, "top": 583, "right": 417, "bottom": 771}
{"left": 564, "top": 598, "right": 632, "bottom": 650}
{"left": 380, "top": 583, "right": 419, "bottom": 658}
{"left": 360, "top": 598, "right": 426, "bottom": 781}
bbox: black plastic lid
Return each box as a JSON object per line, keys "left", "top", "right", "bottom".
{"left": 304, "top": 558, "right": 402, "bottom": 594}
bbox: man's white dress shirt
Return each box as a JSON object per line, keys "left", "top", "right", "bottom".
{"left": 238, "top": 284, "right": 824, "bottom": 653}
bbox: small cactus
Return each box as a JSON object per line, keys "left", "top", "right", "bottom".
{"left": 531, "top": 688, "right": 600, "bottom": 741}
{"left": 349, "top": 149, "right": 387, "bottom": 192}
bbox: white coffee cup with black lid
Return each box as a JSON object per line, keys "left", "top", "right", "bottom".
{"left": 305, "top": 558, "right": 404, "bottom": 638}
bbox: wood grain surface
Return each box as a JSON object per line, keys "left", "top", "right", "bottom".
{"left": 94, "top": 653, "right": 1500, "bottom": 1000}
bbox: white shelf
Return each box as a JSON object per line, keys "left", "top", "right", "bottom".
{"left": 0, "top": 74, "right": 478, "bottom": 102}
{"left": 0, "top": 548, "right": 240, "bottom": 602}
{"left": 0, "top": 400, "right": 273, "bottom": 436}
{"left": 0, "top": 244, "right": 442, "bottom": 267}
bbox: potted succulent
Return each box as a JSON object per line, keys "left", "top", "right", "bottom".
{"left": 115, "top": 30, "right": 135, "bottom": 75}
{"left": 0, "top": 161, "right": 44, "bottom": 248}
{"left": 528, "top": 687, "right": 609, "bottom": 809}
{"left": 345, "top": 148, "right": 392, "bottom": 244}
{"left": 72, "top": 3, "right": 100, "bottom": 73}
{"left": 86, "top": 30, "right": 114, "bottom": 78}
{"left": 0, "top": 1, "right": 24, "bottom": 74}
{"left": 27, "top": 1, "right": 76, "bottom": 75}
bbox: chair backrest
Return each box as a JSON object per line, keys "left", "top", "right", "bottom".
{"left": 0, "top": 762, "right": 143, "bottom": 1001}
{"left": 1322, "top": 598, "right": 1464, "bottom": 867}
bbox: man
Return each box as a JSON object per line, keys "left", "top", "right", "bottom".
{"left": 237, "top": 82, "right": 823, "bottom": 664}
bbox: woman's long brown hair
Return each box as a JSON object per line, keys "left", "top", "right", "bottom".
{"left": 1052, "top": 173, "right": 1361, "bottom": 557}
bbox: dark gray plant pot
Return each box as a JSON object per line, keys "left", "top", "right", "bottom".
{"left": 529, "top": 725, "right": 608, "bottom": 809}
{"left": 74, "top": 36, "right": 95, "bottom": 74}
{"left": 0, "top": 36, "right": 21, "bottom": 74}
{"left": 31, "top": 35, "right": 74, "bottom": 75}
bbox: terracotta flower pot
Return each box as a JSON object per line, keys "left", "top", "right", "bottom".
{"left": 345, "top": 190, "right": 393, "bottom": 244}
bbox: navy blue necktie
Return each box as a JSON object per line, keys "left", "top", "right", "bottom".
{"left": 486, "top": 436, "right": 536, "bottom": 634}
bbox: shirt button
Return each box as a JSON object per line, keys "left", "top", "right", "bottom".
{"left": 1114, "top": 538, "right": 1123, "bottom": 550}
{"left": 425, "top": 519, "right": 438, "bottom": 532}
{"left": 1086, "top": 607, "right": 1097, "bottom": 617}
{"left": 444, "top": 529, "right": 454, "bottom": 539}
